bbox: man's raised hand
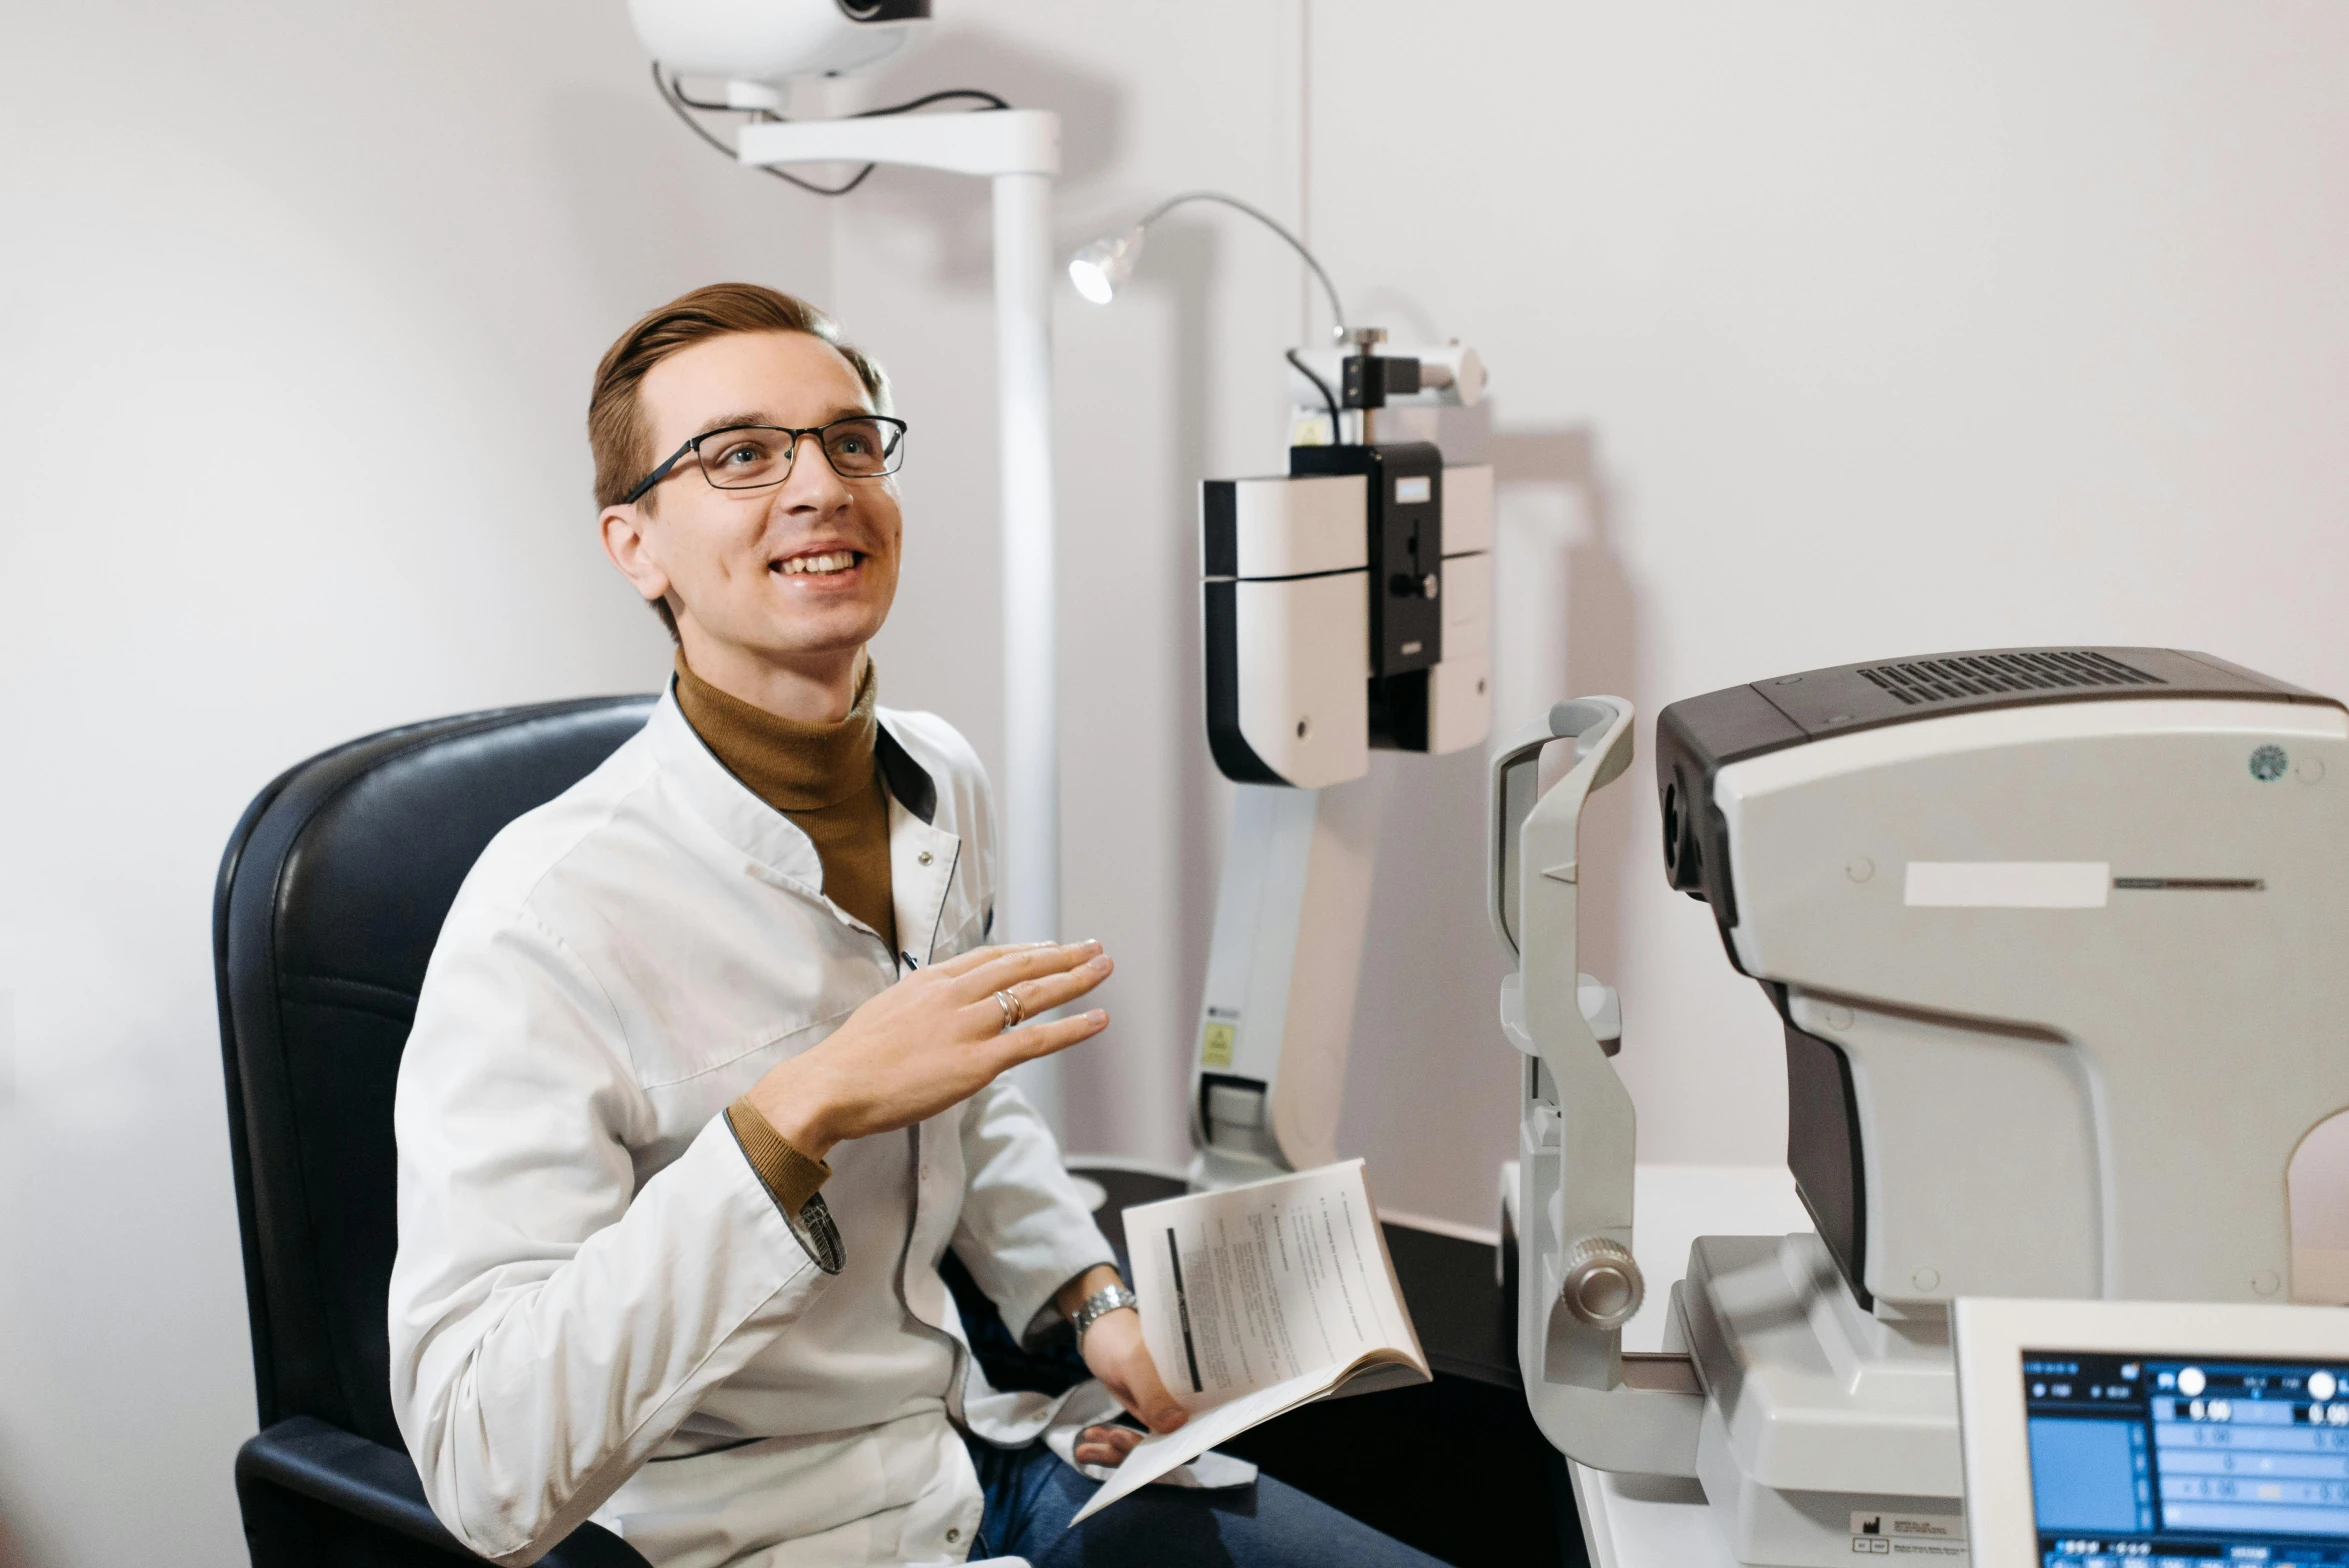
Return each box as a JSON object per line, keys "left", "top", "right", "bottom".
{"left": 743, "top": 941, "right": 1113, "bottom": 1160}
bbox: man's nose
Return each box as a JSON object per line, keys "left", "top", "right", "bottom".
{"left": 777, "top": 432, "right": 852, "bottom": 511}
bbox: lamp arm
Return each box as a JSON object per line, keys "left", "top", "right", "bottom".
{"left": 1133, "top": 190, "right": 1346, "bottom": 338}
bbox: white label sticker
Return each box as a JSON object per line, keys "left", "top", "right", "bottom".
{"left": 1903, "top": 861, "right": 2108, "bottom": 909}
{"left": 1850, "top": 1509, "right": 1967, "bottom": 1543}
{"left": 1394, "top": 475, "right": 1431, "bottom": 504}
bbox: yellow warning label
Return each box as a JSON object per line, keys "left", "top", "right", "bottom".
{"left": 1201, "top": 1021, "right": 1235, "bottom": 1069}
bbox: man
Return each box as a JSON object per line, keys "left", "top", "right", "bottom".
{"left": 389, "top": 283, "right": 1442, "bottom": 1568}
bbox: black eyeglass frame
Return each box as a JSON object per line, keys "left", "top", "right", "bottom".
{"left": 622, "top": 415, "right": 909, "bottom": 505}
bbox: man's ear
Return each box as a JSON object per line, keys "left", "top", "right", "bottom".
{"left": 600, "top": 502, "right": 673, "bottom": 610}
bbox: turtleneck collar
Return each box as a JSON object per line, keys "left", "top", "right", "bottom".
{"left": 671, "top": 651, "right": 879, "bottom": 814}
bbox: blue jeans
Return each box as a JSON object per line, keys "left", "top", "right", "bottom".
{"left": 963, "top": 1434, "right": 1449, "bottom": 1567}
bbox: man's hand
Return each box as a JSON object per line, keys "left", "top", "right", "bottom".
{"left": 744, "top": 941, "right": 1114, "bottom": 1161}
{"left": 1060, "top": 1264, "right": 1186, "bottom": 1468}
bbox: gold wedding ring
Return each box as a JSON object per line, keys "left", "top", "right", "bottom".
{"left": 993, "top": 988, "right": 1024, "bottom": 1031}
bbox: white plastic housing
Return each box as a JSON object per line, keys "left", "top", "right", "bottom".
{"left": 1712, "top": 695, "right": 2349, "bottom": 1310}
{"left": 1431, "top": 463, "right": 1494, "bottom": 755}
{"left": 1190, "top": 783, "right": 1383, "bottom": 1188}
{"left": 628, "top": 0, "right": 926, "bottom": 83}
{"left": 1228, "top": 574, "right": 1371, "bottom": 790}
{"left": 1202, "top": 465, "right": 1492, "bottom": 786}
{"left": 1204, "top": 474, "right": 1371, "bottom": 790}
{"left": 1222, "top": 472, "right": 1365, "bottom": 578}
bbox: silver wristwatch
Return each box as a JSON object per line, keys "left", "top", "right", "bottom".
{"left": 1070, "top": 1282, "right": 1138, "bottom": 1342}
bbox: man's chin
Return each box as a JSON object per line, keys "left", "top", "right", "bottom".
{"left": 726, "top": 606, "right": 889, "bottom": 665}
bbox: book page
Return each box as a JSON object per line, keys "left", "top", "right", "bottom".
{"left": 1069, "top": 1366, "right": 1338, "bottom": 1525}
{"left": 1068, "top": 1161, "right": 1429, "bottom": 1526}
{"left": 1068, "top": 1354, "right": 1433, "bottom": 1525}
{"left": 1122, "top": 1159, "right": 1423, "bottom": 1410}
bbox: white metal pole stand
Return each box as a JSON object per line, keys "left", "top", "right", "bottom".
{"left": 736, "top": 110, "right": 1066, "bottom": 1131}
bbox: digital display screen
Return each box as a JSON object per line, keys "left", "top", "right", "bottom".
{"left": 2025, "top": 1348, "right": 2349, "bottom": 1565}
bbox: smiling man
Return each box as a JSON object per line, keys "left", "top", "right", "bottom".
{"left": 386, "top": 284, "right": 1442, "bottom": 1568}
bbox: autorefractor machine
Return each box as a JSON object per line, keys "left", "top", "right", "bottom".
{"left": 1490, "top": 648, "right": 2349, "bottom": 1565}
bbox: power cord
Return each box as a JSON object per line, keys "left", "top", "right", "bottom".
{"left": 1286, "top": 348, "right": 1341, "bottom": 430}
{"left": 653, "top": 66, "right": 1011, "bottom": 198}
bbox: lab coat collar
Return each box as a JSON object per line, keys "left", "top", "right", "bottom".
{"left": 645, "top": 682, "right": 962, "bottom": 966}
{"left": 888, "top": 796, "right": 960, "bottom": 969}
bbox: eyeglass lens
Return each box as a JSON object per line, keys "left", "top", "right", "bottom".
{"left": 698, "top": 419, "right": 903, "bottom": 489}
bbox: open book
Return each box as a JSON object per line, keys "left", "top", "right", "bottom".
{"left": 1070, "top": 1158, "right": 1429, "bottom": 1524}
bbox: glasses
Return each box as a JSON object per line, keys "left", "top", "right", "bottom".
{"left": 624, "top": 415, "right": 908, "bottom": 504}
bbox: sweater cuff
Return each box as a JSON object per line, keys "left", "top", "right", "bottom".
{"left": 725, "top": 1097, "right": 831, "bottom": 1211}
{"left": 725, "top": 1098, "right": 844, "bottom": 1275}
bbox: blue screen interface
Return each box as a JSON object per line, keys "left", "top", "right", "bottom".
{"left": 2025, "top": 1348, "right": 2349, "bottom": 1566}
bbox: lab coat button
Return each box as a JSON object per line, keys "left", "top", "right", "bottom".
{"left": 946, "top": 1528, "right": 960, "bottom": 1544}
{"left": 917, "top": 849, "right": 934, "bottom": 866}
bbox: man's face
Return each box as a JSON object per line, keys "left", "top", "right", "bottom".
{"left": 605, "top": 330, "right": 902, "bottom": 670}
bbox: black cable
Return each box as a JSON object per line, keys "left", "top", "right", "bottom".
{"left": 665, "top": 76, "right": 743, "bottom": 113}
{"left": 857, "top": 88, "right": 1011, "bottom": 116}
{"left": 655, "top": 65, "right": 874, "bottom": 196}
{"left": 1286, "top": 348, "right": 1341, "bottom": 431}
{"left": 666, "top": 80, "right": 1008, "bottom": 118}
{"left": 652, "top": 66, "right": 1010, "bottom": 199}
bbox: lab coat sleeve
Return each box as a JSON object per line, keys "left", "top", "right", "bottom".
{"left": 949, "top": 1076, "right": 1119, "bottom": 1345}
{"left": 388, "top": 906, "right": 835, "bottom": 1566}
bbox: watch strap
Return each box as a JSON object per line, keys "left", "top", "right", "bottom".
{"left": 1071, "top": 1282, "right": 1138, "bottom": 1341}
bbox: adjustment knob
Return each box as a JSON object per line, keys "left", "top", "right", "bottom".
{"left": 1560, "top": 1236, "right": 1644, "bottom": 1329}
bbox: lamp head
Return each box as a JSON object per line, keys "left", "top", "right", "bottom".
{"left": 629, "top": 0, "right": 930, "bottom": 86}
{"left": 1067, "top": 226, "right": 1146, "bottom": 306}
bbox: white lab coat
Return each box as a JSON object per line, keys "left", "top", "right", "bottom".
{"left": 388, "top": 687, "right": 1118, "bottom": 1568}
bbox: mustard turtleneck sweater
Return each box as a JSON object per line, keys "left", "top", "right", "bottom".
{"left": 673, "top": 651, "right": 898, "bottom": 955}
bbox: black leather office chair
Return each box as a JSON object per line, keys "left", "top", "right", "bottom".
{"left": 214, "top": 696, "right": 659, "bottom": 1568}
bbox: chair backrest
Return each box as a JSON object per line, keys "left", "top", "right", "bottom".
{"left": 214, "top": 696, "right": 656, "bottom": 1450}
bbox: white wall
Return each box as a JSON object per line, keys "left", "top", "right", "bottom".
{"left": 11, "top": 4, "right": 2349, "bottom": 1565}
{"left": 0, "top": 6, "right": 839, "bottom": 1563}
{"left": 839, "top": 0, "right": 2349, "bottom": 1231}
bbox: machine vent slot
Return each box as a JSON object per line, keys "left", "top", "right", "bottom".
{"left": 1855, "top": 650, "right": 2164, "bottom": 706}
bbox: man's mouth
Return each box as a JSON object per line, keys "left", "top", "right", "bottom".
{"left": 773, "top": 549, "right": 862, "bottom": 577}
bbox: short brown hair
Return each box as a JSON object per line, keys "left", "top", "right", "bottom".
{"left": 588, "top": 282, "right": 890, "bottom": 638}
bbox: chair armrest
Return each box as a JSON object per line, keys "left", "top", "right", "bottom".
{"left": 236, "top": 1416, "right": 654, "bottom": 1567}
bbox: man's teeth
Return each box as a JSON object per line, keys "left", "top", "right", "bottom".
{"left": 776, "top": 551, "right": 858, "bottom": 576}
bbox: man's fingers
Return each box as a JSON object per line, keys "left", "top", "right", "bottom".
{"left": 1118, "top": 1342, "right": 1189, "bottom": 1433}
{"left": 955, "top": 942, "right": 1100, "bottom": 1001}
{"left": 930, "top": 942, "right": 1048, "bottom": 979}
{"left": 1082, "top": 1426, "right": 1142, "bottom": 1453}
{"left": 984, "top": 1010, "right": 1108, "bottom": 1070}
{"left": 1073, "top": 1425, "right": 1143, "bottom": 1468}
{"left": 950, "top": 954, "right": 1110, "bottom": 1041}
{"left": 1004, "top": 957, "right": 1113, "bottom": 1019}
{"left": 952, "top": 941, "right": 1104, "bottom": 1002}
